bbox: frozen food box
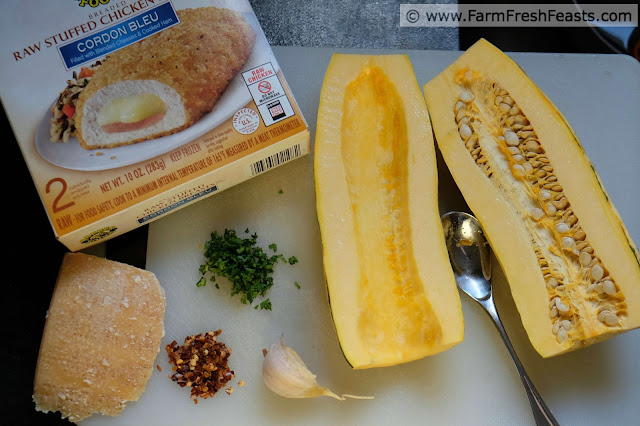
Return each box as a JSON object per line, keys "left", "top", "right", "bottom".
{"left": 0, "top": 0, "right": 309, "bottom": 251}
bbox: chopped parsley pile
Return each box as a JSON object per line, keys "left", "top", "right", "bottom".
{"left": 197, "top": 228, "right": 299, "bottom": 310}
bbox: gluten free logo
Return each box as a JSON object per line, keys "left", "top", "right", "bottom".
{"left": 78, "top": 0, "right": 111, "bottom": 7}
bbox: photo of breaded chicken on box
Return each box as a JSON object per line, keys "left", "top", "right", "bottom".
{"left": 50, "top": 7, "right": 255, "bottom": 150}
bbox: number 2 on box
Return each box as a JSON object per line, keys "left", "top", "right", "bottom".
{"left": 46, "top": 178, "right": 75, "bottom": 213}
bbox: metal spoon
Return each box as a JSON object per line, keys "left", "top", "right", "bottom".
{"left": 441, "top": 211, "right": 559, "bottom": 426}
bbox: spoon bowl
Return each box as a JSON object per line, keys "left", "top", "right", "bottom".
{"left": 441, "top": 211, "right": 559, "bottom": 426}
{"left": 442, "top": 211, "right": 492, "bottom": 301}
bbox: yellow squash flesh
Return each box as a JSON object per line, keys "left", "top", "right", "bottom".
{"left": 315, "top": 54, "right": 464, "bottom": 369}
{"left": 424, "top": 39, "right": 640, "bottom": 357}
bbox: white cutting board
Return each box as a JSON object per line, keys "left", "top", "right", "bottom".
{"left": 84, "top": 47, "right": 640, "bottom": 426}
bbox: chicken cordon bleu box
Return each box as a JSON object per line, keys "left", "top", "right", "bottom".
{"left": 0, "top": 0, "right": 309, "bottom": 251}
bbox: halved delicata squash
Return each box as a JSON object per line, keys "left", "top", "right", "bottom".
{"left": 424, "top": 39, "right": 640, "bottom": 357}
{"left": 315, "top": 54, "right": 464, "bottom": 369}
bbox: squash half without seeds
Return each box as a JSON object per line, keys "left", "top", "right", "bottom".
{"left": 315, "top": 54, "right": 464, "bottom": 369}
{"left": 424, "top": 38, "right": 640, "bottom": 357}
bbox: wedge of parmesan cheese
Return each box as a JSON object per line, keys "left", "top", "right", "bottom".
{"left": 33, "top": 253, "right": 166, "bottom": 423}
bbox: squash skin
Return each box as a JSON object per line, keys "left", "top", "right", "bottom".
{"left": 315, "top": 54, "right": 464, "bottom": 369}
{"left": 424, "top": 39, "right": 640, "bottom": 357}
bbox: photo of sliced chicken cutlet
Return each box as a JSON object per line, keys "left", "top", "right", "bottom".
{"left": 64, "top": 7, "right": 255, "bottom": 150}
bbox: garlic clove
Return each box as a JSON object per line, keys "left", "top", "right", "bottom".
{"left": 262, "top": 335, "right": 372, "bottom": 400}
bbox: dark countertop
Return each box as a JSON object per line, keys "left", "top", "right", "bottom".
{"left": 3, "top": 1, "right": 634, "bottom": 424}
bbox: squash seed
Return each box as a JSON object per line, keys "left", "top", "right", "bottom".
{"left": 504, "top": 130, "right": 519, "bottom": 146}
{"left": 561, "top": 237, "right": 575, "bottom": 249}
{"left": 531, "top": 208, "right": 545, "bottom": 220}
{"left": 512, "top": 154, "right": 525, "bottom": 163}
{"left": 525, "top": 140, "right": 541, "bottom": 153}
{"left": 459, "top": 124, "right": 472, "bottom": 139}
{"left": 539, "top": 190, "right": 551, "bottom": 200}
{"left": 552, "top": 198, "right": 569, "bottom": 210}
{"left": 579, "top": 252, "right": 592, "bottom": 267}
{"left": 555, "top": 222, "right": 570, "bottom": 233}
{"left": 508, "top": 146, "right": 520, "bottom": 155}
{"left": 557, "top": 328, "right": 568, "bottom": 343}
{"left": 459, "top": 90, "right": 474, "bottom": 102}
{"left": 581, "top": 246, "right": 594, "bottom": 254}
{"left": 597, "top": 310, "right": 610, "bottom": 322}
{"left": 600, "top": 303, "right": 614, "bottom": 312}
{"left": 576, "top": 241, "right": 589, "bottom": 252}
{"left": 499, "top": 103, "right": 511, "bottom": 113}
{"left": 546, "top": 203, "right": 557, "bottom": 216}
{"left": 514, "top": 115, "right": 528, "bottom": 125}
{"left": 556, "top": 301, "right": 570, "bottom": 314}
{"left": 591, "top": 264, "right": 605, "bottom": 281}
{"left": 604, "top": 313, "right": 619, "bottom": 326}
{"left": 603, "top": 280, "right": 616, "bottom": 296}
{"left": 512, "top": 164, "right": 525, "bottom": 176}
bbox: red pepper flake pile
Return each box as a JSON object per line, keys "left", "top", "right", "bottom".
{"left": 166, "top": 330, "right": 234, "bottom": 403}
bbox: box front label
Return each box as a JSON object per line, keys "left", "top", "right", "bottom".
{"left": 58, "top": 1, "right": 180, "bottom": 70}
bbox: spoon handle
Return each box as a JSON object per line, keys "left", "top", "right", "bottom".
{"left": 480, "top": 296, "right": 560, "bottom": 426}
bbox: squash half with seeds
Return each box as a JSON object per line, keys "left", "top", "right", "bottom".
{"left": 424, "top": 39, "right": 640, "bottom": 357}
{"left": 315, "top": 54, "right": 464, "bottom": 369}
